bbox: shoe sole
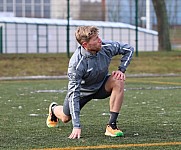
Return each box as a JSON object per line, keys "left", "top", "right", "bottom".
{"left": 46, "top": 118, "right": 59, "bottom": 128}
{"left": 46, "top": 102, "right": 58, "bottom": 128}
{"left": 105, "top": 130, "right": 124, "bottom": 137}
{"left": 49, "top": 102, "right": 58, "bottom": 115}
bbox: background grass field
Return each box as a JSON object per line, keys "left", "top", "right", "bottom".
{"left": 0, "top": 51, "right": 181, "bottom": 149}
{"left": 0, "top": 51, "right": 181, "bottom": 77}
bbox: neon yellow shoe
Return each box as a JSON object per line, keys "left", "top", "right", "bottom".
{"left": 105, "top": 124, "right": 124, "bottom": 137}
{"left": 46, "top": 102, "right": 59, "bottom": 128}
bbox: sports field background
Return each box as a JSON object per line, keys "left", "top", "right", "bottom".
{"left": 0, "top": 51, "right": 181, "bottom": 150}
{"left": 0, "top": 51, "right": 181, "bottom": 77}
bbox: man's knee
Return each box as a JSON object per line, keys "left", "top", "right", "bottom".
{"left": 61, "top": 115, "right": 71, "bottom": 123}
{"left": 106, "top": 76, "right": 124, "bottom": 92}
{"left": 113, "top": 79, "right": 124, "bottom": 91}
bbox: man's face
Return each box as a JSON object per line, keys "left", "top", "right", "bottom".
{"left": 84, "top": 34, "right": 102, "bottom": 53}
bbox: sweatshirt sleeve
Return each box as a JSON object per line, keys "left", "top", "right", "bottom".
{"left": 117, "top": 42, "right": 134, "bottom": 73}
{"left": 103, "top": 41, "right": 134, "bottom": 73}
{"left": 67, "top": 56, "right": 85, "bottom": 128}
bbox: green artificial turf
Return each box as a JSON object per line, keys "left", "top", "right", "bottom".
{"left": 0, "top": 77, "right": 180, "bottom": 150}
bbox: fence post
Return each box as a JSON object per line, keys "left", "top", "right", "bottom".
{"left": 0, "top": 26, "right": 2, "bottom": 54}
{"left": 0, "top": 26, "right": 3, "bottom": 54}
{"left": 66, "top": 0, "right": 70, "bottom": 58}
{"left": 135, "top": 0, "right": 138, "bottom": 57}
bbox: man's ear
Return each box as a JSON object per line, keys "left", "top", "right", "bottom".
{"left": 82, "top": 42, "right": 87, "bottom": 49}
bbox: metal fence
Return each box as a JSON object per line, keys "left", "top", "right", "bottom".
{"left": 0, "top": 17, "right": 158, "bottom": 54}
{"left": 0, "top": 0, "right": 180, "bottom": 54}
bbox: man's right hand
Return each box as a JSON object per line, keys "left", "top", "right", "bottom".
{"left": 68, "top": 127, "right": 81, "bottom": 139}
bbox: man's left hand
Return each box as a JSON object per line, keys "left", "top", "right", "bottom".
{"left": 112, "top": 70, "right": 126, "bottom": 80}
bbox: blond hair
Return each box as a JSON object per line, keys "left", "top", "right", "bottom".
{"left": 75, "top": 26, "right": 99, "bottom": 45}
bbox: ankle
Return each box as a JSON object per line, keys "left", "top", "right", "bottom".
{"left": 51, "top": 105, "right": 57, "bottom": 114}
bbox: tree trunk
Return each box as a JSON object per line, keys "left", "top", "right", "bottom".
{"left": 152, "top": 0, "right": 171, "bottom": 51}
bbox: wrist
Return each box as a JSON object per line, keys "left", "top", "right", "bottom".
{"left": 73, "top": 123, "right": 81, "bottom": 128}
{"left": 118, "top": 67, "right": 126, "bottom": 73}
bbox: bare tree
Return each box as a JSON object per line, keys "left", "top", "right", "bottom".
{"left": 152, "top": 0, "right": 171, "bottom": 51}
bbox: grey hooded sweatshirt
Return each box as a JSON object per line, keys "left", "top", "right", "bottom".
{"left": 66, "top": 40, "right": 134, "bottom": 128}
